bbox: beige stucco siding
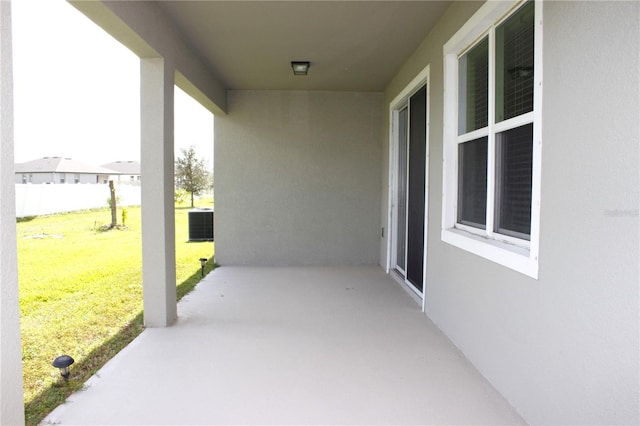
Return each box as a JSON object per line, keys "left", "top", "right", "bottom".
{"left": 215, "top": 90, "right": 384, "bottom": 265}
{"left": 382, "top": 1, "right": 639, "bottom": 424}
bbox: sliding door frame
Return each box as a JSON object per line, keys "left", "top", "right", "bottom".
{"left": 386, "top": 65, "right": 430, "bottom": 311}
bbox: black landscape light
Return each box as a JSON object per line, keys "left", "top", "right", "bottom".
{"left": 52, "top": 355, "right": 75, "bottom": 380}
{"left": 199, "top": 258, "right": 208, "bottom": 277}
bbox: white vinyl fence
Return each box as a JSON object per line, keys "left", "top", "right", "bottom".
{"left": 15, "top": 183, "right": 141, "bottom": 218}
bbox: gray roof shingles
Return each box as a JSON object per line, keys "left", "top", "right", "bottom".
{"left": 15, "top": 157, "right": 121, "bottom": 175}
{"left": 100, "top": 161, "right": 140, "bottom": 175}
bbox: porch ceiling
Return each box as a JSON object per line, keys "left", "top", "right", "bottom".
{"left": 158, "top": 1, "right": 451, "bottom": 91}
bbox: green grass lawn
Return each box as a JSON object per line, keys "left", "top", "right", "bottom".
{"left": 18, "top": 199, "right": 215, "bottom": 425}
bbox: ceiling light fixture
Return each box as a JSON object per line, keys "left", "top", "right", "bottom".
{"left": 291, "top": 61, "right": 310, "bottom": 76}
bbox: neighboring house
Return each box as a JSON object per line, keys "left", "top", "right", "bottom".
{"left": 1, "top": 1, "right": 638, "bottom": 426}
{"left": 14, "top": 156, "right": 116, "bottom": 184}
{"left": 102, "top": 160, "right": 141, "bottom": 184}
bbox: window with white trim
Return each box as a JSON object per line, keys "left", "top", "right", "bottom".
{"left": 442, "top": 0, "right": 541, "bottom": 278}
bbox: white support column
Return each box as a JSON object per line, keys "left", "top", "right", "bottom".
{"left": 0, "top": 1, "right": 25, "bottom": 424}
{"left": 140, "top": 57, "right": 177, "bottom": 327}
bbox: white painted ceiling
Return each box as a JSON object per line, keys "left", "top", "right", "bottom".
{"left": 158, "top": 1, "right": 452, "bottom": 91}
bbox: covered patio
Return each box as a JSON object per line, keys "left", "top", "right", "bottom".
{"left": 44, "top": 267, "right": 523, "bottom": 425}
{"left": 1, "top": 1, "right": 638, "bottom": 424}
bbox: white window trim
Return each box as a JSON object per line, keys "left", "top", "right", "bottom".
{"left": 442, "top": 0, "right": 542, "bottom": 279}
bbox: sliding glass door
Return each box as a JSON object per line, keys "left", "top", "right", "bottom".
{"left": 393, "top": 85, "right": 426, "bottom": 294}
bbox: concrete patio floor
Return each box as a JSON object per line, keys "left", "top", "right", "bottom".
{"left": 44, "top": 266, "right": 525, "bottom": 425}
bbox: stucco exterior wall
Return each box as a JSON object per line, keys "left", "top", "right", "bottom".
{"left": 0, "top": 1, "right": 24, "bottom": 423}
{"left": 215, "top": 90, "right": 383, "bottom": 265}
{"left": 382, "top": 1, "right": 639, "bottom": 424}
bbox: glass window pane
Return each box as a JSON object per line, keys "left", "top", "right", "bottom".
{"left": 458, "top": 37, "right": 488, "bottom": 135}
{"left": 495, "top": 123, "right": 533, "bottom": 239}
{"left": 458, "top": 137, "right": 487, "bottom": 228}
{"left": 495, "top": 1, "right": 535, "bottom": 122}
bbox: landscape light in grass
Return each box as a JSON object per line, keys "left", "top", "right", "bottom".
{"left": 52, "top": 355, "right": 75, "bottom": 380}
{"left": 199, "top": 258, "right": 208, "bottom": 277}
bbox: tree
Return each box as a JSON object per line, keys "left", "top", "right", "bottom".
{"left": 175, "top": 146, "right": 212, "bottom": 207}
{"left": 108, "top": 180, "right": 118, "bottom": 227}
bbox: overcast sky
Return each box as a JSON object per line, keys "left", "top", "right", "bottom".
{"left": 11, "top": 0, "right": 214, "bottom": 170}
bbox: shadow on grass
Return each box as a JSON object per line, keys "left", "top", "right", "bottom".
{"left": 17, "top": 216, "right": 38, "bottom": 223}
{"left": 177, "top": 259, "right": 218, "bottom": 300}
{"left": 25, "top": 259, "right": 217, "bottom": 426}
